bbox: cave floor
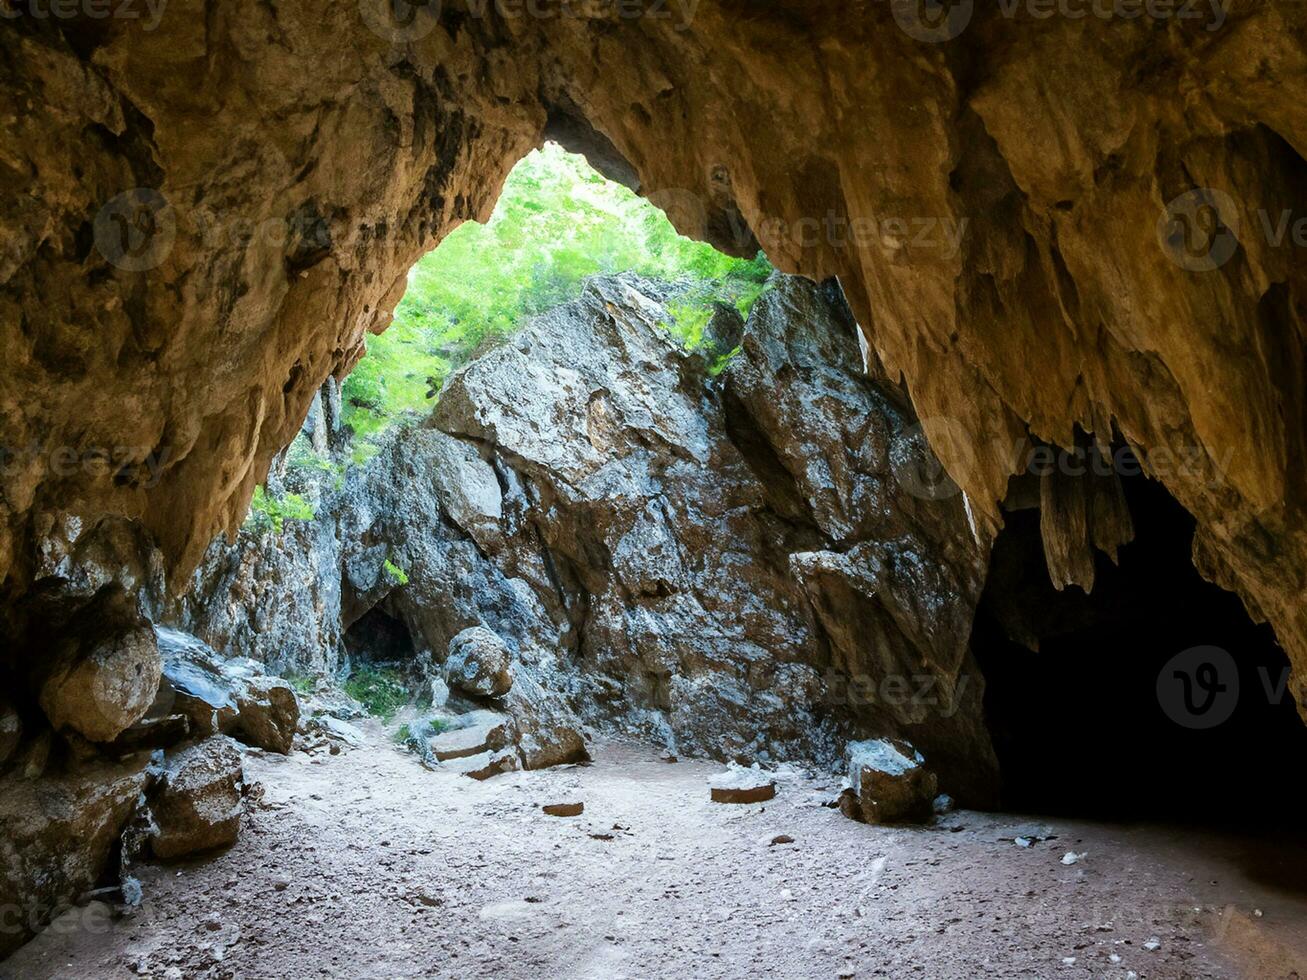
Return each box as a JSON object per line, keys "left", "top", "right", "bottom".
{"left": 7, "top": 727, "right": 1307, "bottom": 980}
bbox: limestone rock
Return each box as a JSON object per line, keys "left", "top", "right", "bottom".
{"left": 149, "top": 736, "right": 244, "bottom": 860}
{"left": 846, "top": 739, "right": 938, "bottom": 826}
{"left": 701, "top": 302, "right": 745, "bottom": 355}
{"left": 230, "top": 677, "right": 300, "bottom": 755}
{"left": 448, "top": 749, "right": 520, "bottom": 782}
{"left": 430, "top": 711, "right": 513, "bottom": 762}
{"left": 444, "top": 627, "right": 514, "bottom": 699}
{"left": 154, "top": 628, "right": 299, "bottom": 754}
{"left": 38, "top": 590, "right": 161, "bottom": 743}
{"left": 0, "top": 756, "right": 151, "bottom": 959}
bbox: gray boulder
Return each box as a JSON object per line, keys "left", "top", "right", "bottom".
{"left": 154, "top": 628, "right": 299, "bottom": 754}
{"left": 0, "top": 755, "right": 151, "bottom": 958}
{"left": 845, "top": 738, "right": 938, "bottom": 825}
{"left": 149, "top": 736, "right": 244, "bottom": 860}
{"left": 444, "top": 627, "right": 513, "bottom": 698}
{"left": 701, "top": 301, "right": 744, "bottom": 354}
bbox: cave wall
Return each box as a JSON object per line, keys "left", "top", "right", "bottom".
{"left": 3, "top": 2, "right": 1306, "bottom": 705}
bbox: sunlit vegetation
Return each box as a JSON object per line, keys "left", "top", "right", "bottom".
{"left": 245, "top": 142, "right": 772, "bottom": 522}
{"left": 245, "top": 486, "right": 317, "bottom": 535}
{"left": 343, "top": 666, "right": 409, "bottom": 723}
{"left": 341, "top": 142, "right": 772, "bottom": 460}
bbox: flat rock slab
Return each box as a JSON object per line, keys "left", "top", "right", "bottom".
{"left": 447, "top": 749, "right": 519, "bottom": 781}
{"left": 709, "top": 768, "right": 777, "bottom": 805}
{"left": 430, "top": 712, "right": 511, "bottom": 762}
{"left": 542, "top": 802, "right": 584, "bottom": 817}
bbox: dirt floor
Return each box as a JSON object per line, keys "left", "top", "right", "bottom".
{"left": 6, "top": 722, "right": 1307, "bottom": 980}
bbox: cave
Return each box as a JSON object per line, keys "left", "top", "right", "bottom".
{"left": 344, "top": 604, "right": 418, "bottom": 666}
{"left": 974, "top": 455, "right": 1307, "bottom": 826}
{"left": 4, "top": 4, "right": 1307, "bottom": 975}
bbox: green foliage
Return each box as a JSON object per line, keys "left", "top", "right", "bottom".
{"left": 343, "top": 666, "right": 408, "bottom": 723}
{"left": 394, "top": 717, "right": 452, "bottom": 745}
{"left": 287, "top": 435, "right": 343, "bottom": 477}
{"left": 285, "top": 674, "right": 318, "bottom": 696}
{"left": 245, "top": 486, "right": 316, "bottom": 535}
{"left": 383, "top": 559, "right": 410, "bottom": 586}
{"left": 708, "top": 346, "right": 744, "bottom": 377}
{"left": 344, "top": 142, "right": 773, "bottom": 454}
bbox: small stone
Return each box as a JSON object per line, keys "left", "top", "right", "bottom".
{"left": 1143, "top": 936, "right": 1161, "bottom": 951}
{"left": 543, "top": 802, "right": 584, "bottom": 817}
{"left": 1061, "top": 851, "right": 1084, "bottom": 866}
{"left": 770, "top": 835, "right": 795, "bottom": 846}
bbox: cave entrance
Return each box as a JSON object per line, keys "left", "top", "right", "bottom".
{"left": 344, "top": 604, "right": 417, "bottom": 665}
{"left": 338, "top": 141, "right": 771, "bottom": 463}
{"left": 972, "top": 458, "right": 1307, "bottom": 826}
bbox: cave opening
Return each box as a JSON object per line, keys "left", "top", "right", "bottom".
{"left": 973, "top": 459, "right": 1307, "bottom": 827}
{"left": 336, "top": 140, "right": 772, "bottom": 465}
{"left": 344, "top": 604, "right": 417, "bottom": 666}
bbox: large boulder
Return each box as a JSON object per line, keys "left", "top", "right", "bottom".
{"left": 149, "top": 736, "right": 244, "bottom": 860}
{"left": 429, "top": 710, "right": 514, "bottom": 762}
{"left": 0, "top": 756, "right": 152, "bottom": 959}
{"left": 845, "top": 739, "right": 938, "bottom": 826}
{"left": 503, "top": 674, "right": 590, "bottom": 771}
{"left": 154, "top": 628, "right": 299, "bottom": 754}
{"left": 701, "top": 301, "right": 744, "bottom": 355}
{"left": 230, "top": 677, "right": 300, "bottom": 755}
{"left": 37, "top": 588, "right": 161, "bottom": 743}
{"left": 444, "top": 627, "right": 513, "bottom": 698}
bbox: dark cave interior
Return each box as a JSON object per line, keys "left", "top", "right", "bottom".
{"left": 344, "top": 604, "right": 418, "bottom": 665}
{"left": 974, "top": 465, "right": 1307, "bottom": 826}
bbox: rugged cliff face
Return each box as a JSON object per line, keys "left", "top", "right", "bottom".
{"left": 157, "top": 273, "right": 997, "bottom": 797}
{"left": 3, "top": 2, "right": 1306, "bottom": 708}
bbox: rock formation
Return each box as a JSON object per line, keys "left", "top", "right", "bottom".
{"left": 130, "top": 273, "right": 997, "bottom": 798}
{"left": 147, "top": 735, "right": 245, "bottom": 861}
{"left": 5, "top": 4, "right": 1307, "bottom": 961}
{"left": 3, "top": 3, "right": 1306, "bottom": 716}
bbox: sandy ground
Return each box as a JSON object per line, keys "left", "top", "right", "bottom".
{"left": 6, "top": 723, "right": 1307, "bottom": 980}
